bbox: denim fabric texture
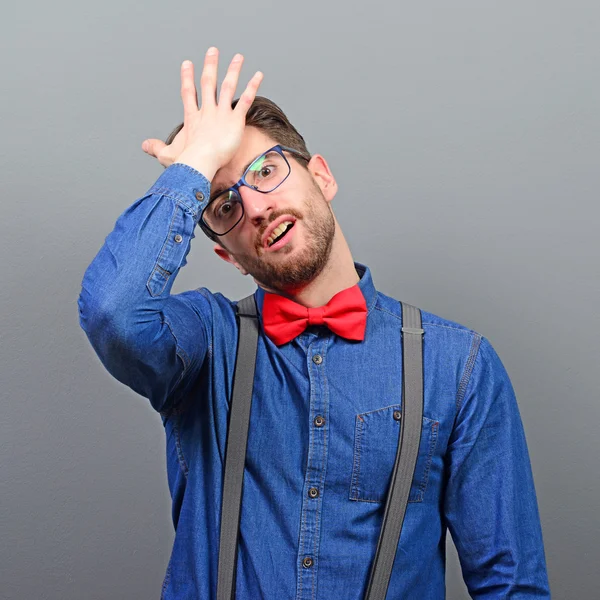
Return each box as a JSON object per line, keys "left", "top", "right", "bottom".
{"left": 78, "top": 162, "right": 551, "bottom": 599}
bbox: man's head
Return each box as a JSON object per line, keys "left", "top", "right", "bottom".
{"left": 165, "top": 97, "right": 340, "bottom": 295}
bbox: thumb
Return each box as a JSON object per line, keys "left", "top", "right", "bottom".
{"left": 141, "top": 138, "right": 167, "bottom": 157}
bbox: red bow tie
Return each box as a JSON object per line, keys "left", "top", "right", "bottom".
{"left": 261, "top": 284, "right": 368, "bottom": 346}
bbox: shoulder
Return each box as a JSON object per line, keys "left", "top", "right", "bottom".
{"left": 372, "top": 290, "right": 515, "bottom": 410}
{"left": 372, "top": 289, "right": 490, "bottom": 382}
{"left": 373, "top": 289, "right": 481, "bottom": 340}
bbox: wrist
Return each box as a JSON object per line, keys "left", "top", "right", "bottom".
{"left": 174, "top": 151, "right": 219, "bottom": 182}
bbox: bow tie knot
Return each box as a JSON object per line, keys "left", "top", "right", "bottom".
{"left": 307, "top": 306, "right": 326, "bottom": 326}
{"left": 261, "top": 283, "right": 368, "bottom": 346}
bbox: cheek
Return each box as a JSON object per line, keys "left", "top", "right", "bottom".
{"left": 233, "top": 227, "right": 261, "bottom": 254}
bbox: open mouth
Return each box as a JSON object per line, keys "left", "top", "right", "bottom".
{"left": 266, "top": 220, "right": 295, "bottom": 248}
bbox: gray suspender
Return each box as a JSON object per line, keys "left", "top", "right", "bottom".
{"left": 217, "top": 294, "right": 425, "bottom": 600}
{"left": 217, "top": 295, "right": 260, "bottom": 600}
{"left": 364, "top": 301, "right": 424, "bottom": 599}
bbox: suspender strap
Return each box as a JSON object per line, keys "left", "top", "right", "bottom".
{"left": 364, "top": 301, "right": 425, "bottom": 600}
{"left": 217, "top": 294, "right": 259, "bottom": 600}
{"left": 218, "top": 295, "right": 424, "bottom": 600}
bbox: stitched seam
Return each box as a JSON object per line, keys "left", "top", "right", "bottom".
{"left": 297, "top": 343, "right": 318, "bottom": 599}
{"left": 359, "top": 403, "right": 403, "bottom": 418}
{"left": 161, "top": 313, "right": 191, "bottom": 372}
{"left": 147, "top": 187, "right": 199, "bottom": 214}
{"left": 352, "top": 406, "right": 435, "bottom": 504}
{"left": 350, "top": 415, "right": 364, "bottom": 500}
{"left": 196, "top": 288, "right": 215, "bottom": 360}
{"left": 300, "top": 339, "right": 325, "bottom": 599}
{"left": 156, "top": 203, "right": 179, "bottom": 268}
{"left": 147, "top": 266, "right": 169, "bottom": 297}
{"left": 173, "top": 415, "right": 189, "bottom": 478}
{"left": 145, "top": 201, "right": 181, "bottom": 298}
{"left": 148, "top": 163, "right": 211, "bottom": 212}
{"left": 366, "top": 289, "right": 378, "bottom": 314}
{"left": 158, "top": 313, "right": 194, "bottom": 417}
{"left": 374, "top": 306, "right": 403, "bottom": 321}
{"left": 456, "top": 333, "right": 483, "bottom": 416}
{"left": 408, "top": 415, "right": 423, "bottom": 503}
{"left": 420, "top": 322, "right": 476, "bottom": 334}
{"left": 312, "top": 342, "right": 329, "bottom": 600}
{"left": 416, "top": 420, "right": 439, "bottom": 498}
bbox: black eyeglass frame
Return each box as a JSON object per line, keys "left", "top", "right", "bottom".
{"left": 199, "top": 145, "right": 311, "bottom": 237}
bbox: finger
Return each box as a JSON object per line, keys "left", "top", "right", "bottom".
{"left": 142, "top": 138, "right": 166, "bottom": 157}
{"left": 234, "top": 71, "right": 264, "bottom": 113}
{"left": 180, "top": 60, "right": 199, "bottom": 121}
{"left": 200, "top": 47, "right": 219, "bottom": 109}
{"left": 218, "top": 53, "right": 244, "bottom": 107}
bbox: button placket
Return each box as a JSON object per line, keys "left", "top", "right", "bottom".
{"left": 296, "top": 340, "right": 328, "bottom": 598}
{"left": 147, "top": 201, "right": 191, "bottom": 297}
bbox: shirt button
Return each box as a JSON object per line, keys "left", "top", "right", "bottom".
{"left": 314, "top": 415, "right": 325, "bottom": 427}
{"left": 308, "top": 487, "right": 319, "bottom": 498}
{"left": 393, "top": 410, "right": 401, "bottom": 421}
{"left": 312, "top": 354, "right": 323, "bottom": 365}
{"left": 302, "top": 557, "right": 314, "bottom": 568}
{"left": 174, "top": 234, "right": 183, "bottom": 243}
{"left": 195, "top": 191, "right": 205, "bottom": 202}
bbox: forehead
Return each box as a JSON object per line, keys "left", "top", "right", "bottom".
{"left": 212, "top": 127, "right": 277, "bottom": 188}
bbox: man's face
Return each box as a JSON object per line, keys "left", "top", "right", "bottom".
{"left": 209, "top": 127, "right": 338, "bottom": 294}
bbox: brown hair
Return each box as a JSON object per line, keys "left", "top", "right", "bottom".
{"left": 164, "top": 96, "right": 312, "bottom": 245}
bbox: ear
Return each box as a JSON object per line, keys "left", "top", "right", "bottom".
{"left": 213, "top": 244, "right": 249, "bottom": 276}
{"left": 306, "top": 154, "right": 338, "bottom": 203}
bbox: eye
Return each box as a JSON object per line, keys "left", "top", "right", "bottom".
{"left": 209, "top": 192, "right": 238, "bottom": 220}
{"left": 255, "top": 164, "right": 278, "bottom": 183}
{"left": 216, "top": 200, "right": 234, "bottom": 218}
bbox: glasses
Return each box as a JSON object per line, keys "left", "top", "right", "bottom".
{"left": 200, "top": 145, "right": 310, "bottom": 236}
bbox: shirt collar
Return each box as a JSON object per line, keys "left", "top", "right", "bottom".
{"left": 253, "top": 261, "right": 377, "bottom": 318}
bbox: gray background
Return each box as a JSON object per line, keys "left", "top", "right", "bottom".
{"left": 2, "top": 0, "right": 598, "bottom": 598}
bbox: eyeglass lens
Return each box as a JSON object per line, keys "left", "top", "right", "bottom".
{"left": 202, "top": 150, "right": 291, "bottom": 235}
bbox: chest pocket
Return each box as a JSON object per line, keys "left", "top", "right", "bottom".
{"left": 349, "top": 404, "right": 439, "bottom": 503}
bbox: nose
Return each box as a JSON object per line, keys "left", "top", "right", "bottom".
{"left": 239, "top": 185, "right": 274, "bottom": 225}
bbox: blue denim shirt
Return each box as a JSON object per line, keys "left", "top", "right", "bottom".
{"left": 78, "top": 162, "right": 551, "bottom": 599}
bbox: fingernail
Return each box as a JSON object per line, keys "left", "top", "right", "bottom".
{"left": 142, "top": 141, "right": 149, "bottom": 152}
{"left": 182, "top": 60, "right": 192, "bottom": 69}
{"left": 207, "top": 47, "right": 217, "bottom": 55}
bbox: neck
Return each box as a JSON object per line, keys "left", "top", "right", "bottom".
{"left": 256, "top": 216, "right": 360, "bottom": 308}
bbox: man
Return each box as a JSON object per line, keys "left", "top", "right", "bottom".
{"left": 78, "top": 47, "right": 551, "bottom": 598}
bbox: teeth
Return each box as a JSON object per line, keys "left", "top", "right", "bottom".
{"left": 267, "top": 221, "right": 293, "bottom": 246}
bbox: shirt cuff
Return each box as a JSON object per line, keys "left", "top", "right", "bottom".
{"left": 146, "top": 162, "right": 212, "bottom": 220}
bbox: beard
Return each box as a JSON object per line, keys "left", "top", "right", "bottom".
{"left": 228, "top": 182, "right": 335, "bottom": 293}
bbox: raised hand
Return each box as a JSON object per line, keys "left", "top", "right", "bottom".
{"left": 142, "top": 47, "right": 264, "bottom": 179}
